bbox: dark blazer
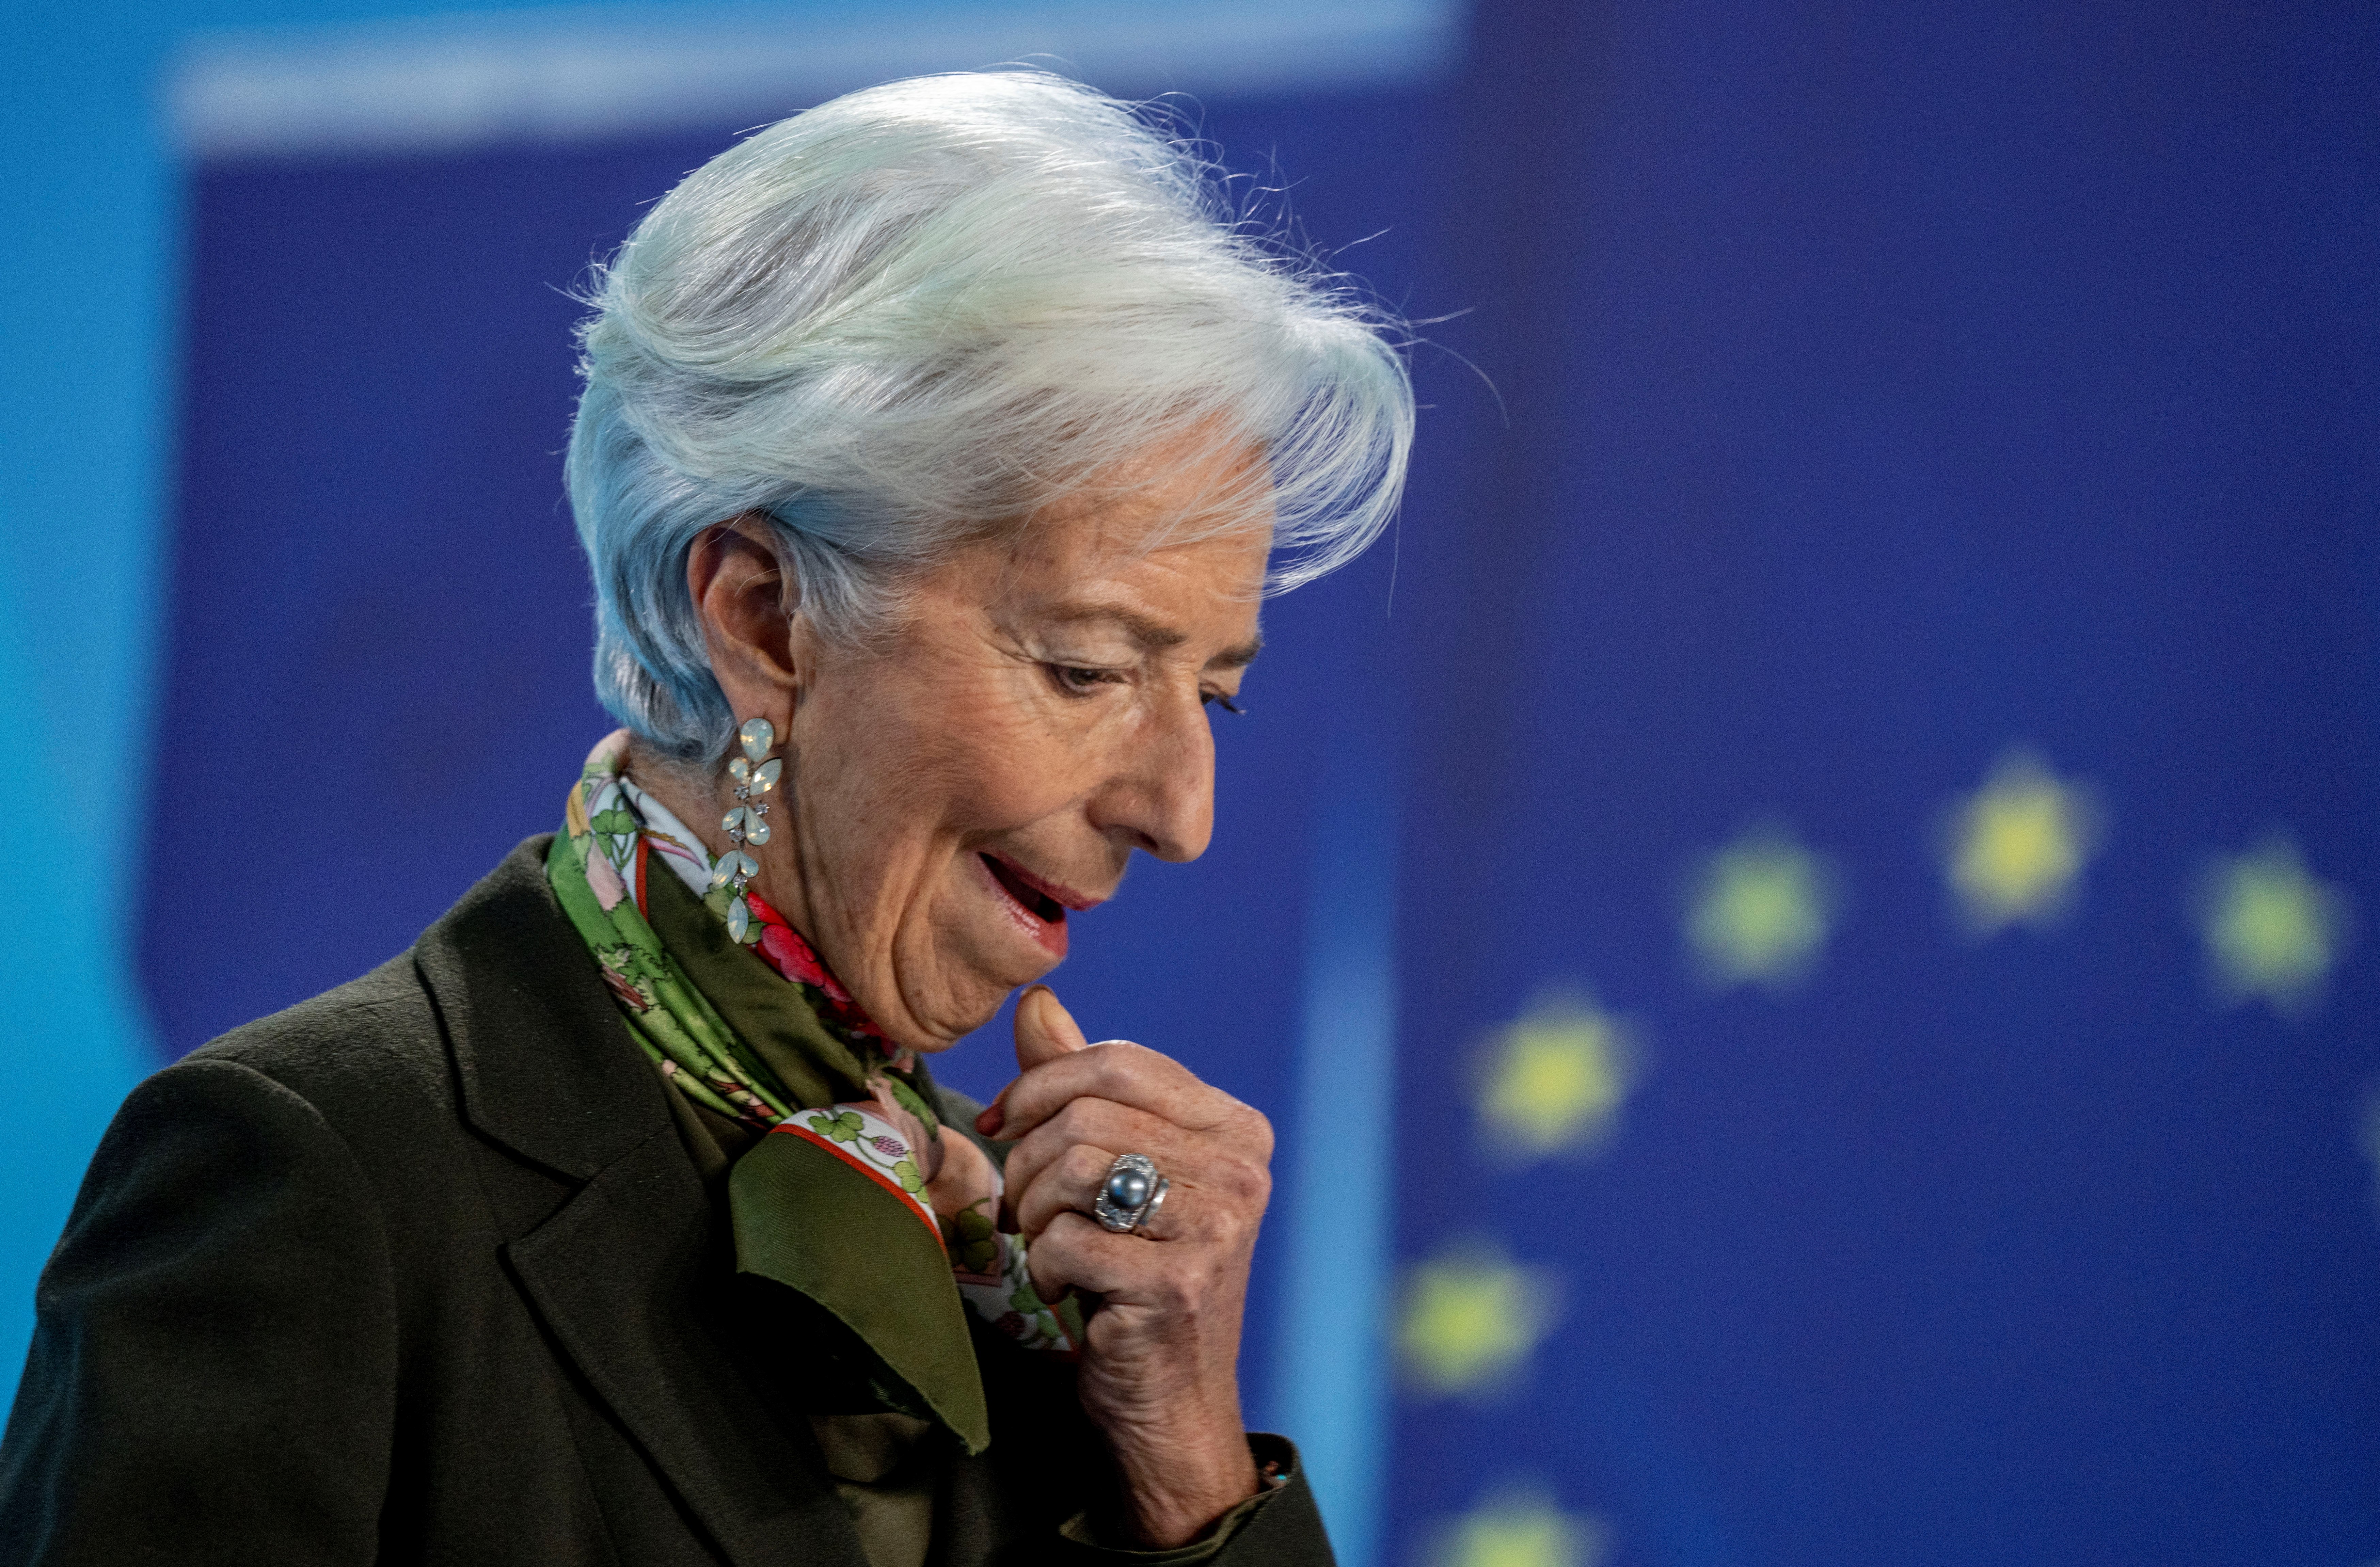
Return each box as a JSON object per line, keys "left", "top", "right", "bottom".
{"left": 0, "top": 839, "right": 1332, "bottom": 1566}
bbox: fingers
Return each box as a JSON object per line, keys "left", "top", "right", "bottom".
{"left": 1025, "top": 1207, "right": 1252, "bottom": 1308}
{"left": 985, "top": 1040, "right": 1251, "bottom": 1146}
{"left": 1010, "top": 1140, "right": 1120, "bottom": 1243}
{"left": 1002, "top": 1094, "right": 1186, "bottom": 1235}
{"left": 1005, "top": 1109, "right": 1271, "bottom": 1255}
{"left": 1026, "top": 1211, "right": 1143, "bottom": 1304}
{"left": 978, "top": 986, "right": 1089, "bottom": 1137}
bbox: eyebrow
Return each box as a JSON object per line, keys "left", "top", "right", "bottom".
{"left": 1045, "top": 604, "right": 1264, "bottom": 669}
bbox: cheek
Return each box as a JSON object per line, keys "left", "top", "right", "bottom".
{"left": 896, "top": 662, "right": 1103, "bottom": 826}
{"left": 947, "top": 703, "right": 1104, "bottom": 825}
{"left": 816, "top": 667, "right": 1091, "bottom": 854}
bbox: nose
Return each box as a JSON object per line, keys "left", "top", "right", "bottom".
{"left": 1088, "top": 686, "right": 1216, "bottom": 863}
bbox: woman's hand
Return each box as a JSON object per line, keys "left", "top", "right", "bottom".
{"left": 977, "top": 986, "right": 1271, "bottom": 1549}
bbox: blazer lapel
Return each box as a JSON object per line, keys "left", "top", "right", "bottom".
{"left": 505, "top": 1128, "right": 866, "bottom": 1567}
{"left": 416, "top": 837, "right": 866, "bottom": 1567}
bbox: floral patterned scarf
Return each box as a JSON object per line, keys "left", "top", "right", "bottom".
{"left": 545, "top": 731, "right": 1069, "bottom": 1451}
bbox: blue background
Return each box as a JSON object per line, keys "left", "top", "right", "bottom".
{"left": 1393, "top": 4, "right": 2380, "bottom": 1560}
{"left": 9, "top": 0, "right": 2380, "bottom": 1561}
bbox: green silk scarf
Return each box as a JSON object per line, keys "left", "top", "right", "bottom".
{"left": 546, "top": 731, "right": 1073, "bottom": 1453}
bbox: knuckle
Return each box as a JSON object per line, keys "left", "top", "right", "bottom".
{"left": 1091, "top": 1045, "right": 1142, "bottom": 1095}
{"left": 1140, "top": 1259, "right": 1193, "bottom": 1308}
{"left": 1033, "top": 1211, "right": 1086, "bottom": 1255}
{"left": 1242, "top": 1106, "right": 1275, "bottom": 1158}
{"left": 1204, "top": 1153, "right": 1266, "bottom": 1205}
{"left": 1002, "top": 1137, "right": 1054, "bottom": 1191}
{"left": 1202, "top": 1198, "right": 1253, "bottom": 1246}
{"left": 1068, "top": 1143, "right": 1113, "bottom": 1184}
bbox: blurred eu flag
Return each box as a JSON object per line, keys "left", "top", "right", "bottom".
{"left": 1383, "top": 1, "right": 2380, "bottom": 1562}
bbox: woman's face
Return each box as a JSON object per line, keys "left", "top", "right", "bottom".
{"left": 699, "top": 451, "right": 1268, "bottom": 1050}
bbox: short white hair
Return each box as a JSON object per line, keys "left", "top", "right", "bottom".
{"left": 568, "top": 69, "right": 1414, "bottom": 760}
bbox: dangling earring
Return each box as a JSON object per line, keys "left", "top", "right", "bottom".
{"left": 712, "top": 716, "right": 782, "bottom": 942}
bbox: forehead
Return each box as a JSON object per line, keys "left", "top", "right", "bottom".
{"left": 975, "top": 433, "right": 1274, "bottom": 625}
{"left": 977, "top": 509, "right": 1270, "bottom": 647}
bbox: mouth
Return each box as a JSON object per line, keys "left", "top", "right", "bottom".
{"left": 975, "top": 852, "right": 1097, "bottom": 958}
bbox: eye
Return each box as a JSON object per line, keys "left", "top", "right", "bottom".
{"left": 1201, "top": 692, "right": 1247, "bottom": 714}
{"left": 1046, "top": 663, "right": 1122, "bottom": 697}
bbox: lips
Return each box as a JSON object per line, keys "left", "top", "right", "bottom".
{"left": 982, "top": 854, "right": 1067, "bottom": 923}
{"left": 975, "top": 852, "right": 1098, "bottom": 959}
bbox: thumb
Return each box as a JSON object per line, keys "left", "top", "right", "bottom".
{"left": 1013, "top": 984, "right": 1089, "bottom": 1069}
{"left": 976, "top": 986, "right": 1087, "bottom": 1138}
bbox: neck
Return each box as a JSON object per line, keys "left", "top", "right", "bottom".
{"left": 622, "top": 736, "right": 804, "bottom": 920}
{"left": 621, "top": 738, "right": 726, "bottom": 851}
{"left": 624, "top": 736, "right": 838, "bottom": 971}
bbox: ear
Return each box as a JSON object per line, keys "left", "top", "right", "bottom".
{"left": 686, "top": 515, "right": 809, "bottom": 726}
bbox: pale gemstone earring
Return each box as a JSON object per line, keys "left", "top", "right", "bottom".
{"left": 710, "top": 716, "right": 782, "bottom": 942}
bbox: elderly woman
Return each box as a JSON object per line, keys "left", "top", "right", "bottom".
{"left": 0, "top": 71, "right": 1408, "bottom": 1567}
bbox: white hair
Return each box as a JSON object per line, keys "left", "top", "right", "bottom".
{"left": 567, "top": 69, "right": 1414, "bottom": 760}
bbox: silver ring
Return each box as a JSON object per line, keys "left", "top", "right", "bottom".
{"left": 1092, "top": 1152, "right": 1170, "bottom": 1235}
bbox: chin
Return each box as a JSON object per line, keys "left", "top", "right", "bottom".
{"left": 892, "top": 857, "right": 1083, "bottom": 1045}
{"left": 964, "top": 947, "right": 1062, "bottom": 1016}
{"left": 892, "top": 940, "right": 1054, "bottom": 1050}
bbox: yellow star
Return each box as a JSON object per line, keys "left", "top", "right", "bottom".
{"left": 1943, "top": 748, "right": 2100, "bottom": 935}
{"left": 1683, "top": 824, "right": 1840, "bottom": 991}
{"left": 1476, "top": 992, "right": 1639, "bottom": 1159}
{"left": 1429, "top": 1488, "right": 1610, "bottom": 1567}
{"left": 1397, "top": 1244, "right": 1560, "bottom": 1395}
{"left": 2193, "top": 833, "right": 2353, "bottom": 1017}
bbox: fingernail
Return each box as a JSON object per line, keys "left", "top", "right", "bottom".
{"left": 975, "top": 1100, "right": 1004, "bottom": 1136}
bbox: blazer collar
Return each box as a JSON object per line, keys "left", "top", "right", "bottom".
{"left": 414, "top": 834, "right": 669, "bottom": 1180}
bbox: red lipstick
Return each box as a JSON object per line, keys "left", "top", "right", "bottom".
{"left": 977, "top": 853, "right": 1080, "bottom": 957}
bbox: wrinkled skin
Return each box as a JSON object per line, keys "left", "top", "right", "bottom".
{"left": 631, "top": 443, "right": 1275, "bottom": 1546}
